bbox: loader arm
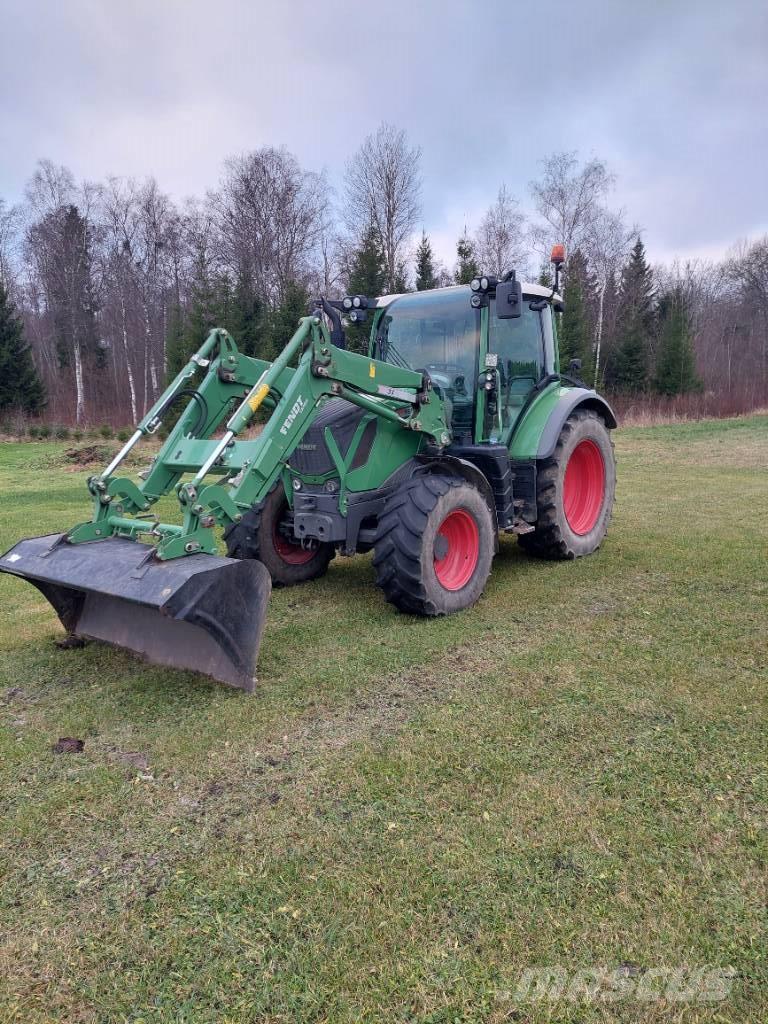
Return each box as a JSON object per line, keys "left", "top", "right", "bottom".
{"left": 68, "top": 312, "right": 451, "bottom": 560}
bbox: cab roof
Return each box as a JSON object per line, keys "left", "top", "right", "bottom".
{"left": 373, "top": 282, "right": 563, "bottom": 306}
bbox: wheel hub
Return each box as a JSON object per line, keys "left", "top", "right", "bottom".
{"left": 433, "top": 509, "right": 480, "bottom": 591}
{"left": 273, "top": 522, "right": 316, "bottom": 565}
{"left": 563, "top": 439, "right": 606, "bottom": 535}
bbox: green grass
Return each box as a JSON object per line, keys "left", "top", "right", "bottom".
{"left": 0, "top": 417, "right": 766, "bottom": 1023}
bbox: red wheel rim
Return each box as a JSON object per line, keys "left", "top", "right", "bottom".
{"left": 563, "top": 439, "right": 606, "bottom": 535}
{"left": 272, "top": 522, "right": 316, "bottom": 565}
{"left": 434, "top": 509, "right": 480, "bottom": 590}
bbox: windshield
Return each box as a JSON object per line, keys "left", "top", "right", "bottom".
{"left": 376, "top": 288, "right": 480, "bottom": 439}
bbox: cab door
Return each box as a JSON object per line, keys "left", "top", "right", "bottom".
{"left": 485, "top": 299, "right": 547, "bottom": 442}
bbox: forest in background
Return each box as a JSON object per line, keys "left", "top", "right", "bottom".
{"left": 1, "top": 123, "right": 766, "bottom": 430}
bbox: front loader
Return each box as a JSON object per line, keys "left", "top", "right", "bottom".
{"left": 1, "top": 253, "right": 617, "bottom": 692}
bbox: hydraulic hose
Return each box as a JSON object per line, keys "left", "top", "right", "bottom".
{"left": 318, "top": 297, "right": 345, "bottom": 349}
{"left": 152, "top": 387, "right": 209, "bottom": 438}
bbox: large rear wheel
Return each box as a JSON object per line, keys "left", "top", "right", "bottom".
{"left": 519, "top": 408, "right": 615, "bottom": 560}
{"left": 373, "top": 474, "right": 495, "bottom": 616}
{"left": 224, "top": 485, "right": 334, "bottom": 586}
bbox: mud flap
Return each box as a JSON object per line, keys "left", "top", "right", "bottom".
{"left": 0, "top": 534, "right": 271, "bottom": 692}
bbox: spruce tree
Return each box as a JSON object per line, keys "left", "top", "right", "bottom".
{"left": 559, "top": 250, "right": 596, "bottom": 378}
{"left": 0, "top": 281, "right": 45, "bottom": 414}
{"left": 612, "top": 238, "right": 654, "bottom": 393}
{"left": 653, "top": 286, "right": 701, "bottom": 395}
{"left": 230, "top": 275, "right": 262, "bottom": 357}
{"left": 597, "top": 268, "right": 620, "bottom": 387}
{"left": 262, "top": 281, "right": 310, "bottom": 360}
{"left": 163, "top": 278, "right": 231, "bottom": 434}
{"left": 415, "top": 231, "right": 437, "bottom": 291}
{"left": 346, "top": 225, "right": 387, "bottom": 353}
{"left": 537, "top": 261, "right": 553, "bottom": 288}
{"left": 454, "top": 232, "right": 479, "bottom": 285}
{"left": 392, "top": 261, "right": 409, "bottom": 294}
{"left": 168, "top": 273, "right": 234, "bottom": 379}
{"left": 164, "top": 301, "right": 187, "bottom": 382}
{"left": 347, "top": 224, "right": 387, "bottom": 298}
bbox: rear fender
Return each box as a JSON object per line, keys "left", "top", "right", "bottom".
{"left": 536, "top": 390, "right": 617, "bottom": 459}
{"left": 509, "top": 383, "right": 617, "bottom": 461}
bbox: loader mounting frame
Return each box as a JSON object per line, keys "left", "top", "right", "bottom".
{"left": 67, "top": 316, "right": 451, "bottom": 561}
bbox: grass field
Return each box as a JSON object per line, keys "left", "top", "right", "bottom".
{"left": 0, "top": 416, "right": 766, "bottom": 1023}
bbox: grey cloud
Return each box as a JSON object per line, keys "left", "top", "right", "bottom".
{"left": 1, "top": 0, "right": 766, "bottom": 266}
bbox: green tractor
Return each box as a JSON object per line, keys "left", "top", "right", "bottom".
{"left": 1, "top": 254, "right": 616, "bottom": 691}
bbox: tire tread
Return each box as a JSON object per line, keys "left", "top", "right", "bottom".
{"left": 373, "top": 474, "right": 488, "bottom": 616}
{"left": 519, "top": 408, "right": 615, "bottom": 560}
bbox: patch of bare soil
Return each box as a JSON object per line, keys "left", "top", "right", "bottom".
{"left": 62, "top": 443, "right": 113, "bottom": 468}
{"left": 52, "top": 737, "right": 84, "bottom": 754}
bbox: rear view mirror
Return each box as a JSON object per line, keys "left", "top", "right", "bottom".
{"left": 496, "top": 279, "right": 522, "bottom": 319}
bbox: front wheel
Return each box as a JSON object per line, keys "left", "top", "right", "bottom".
{"left": 519, "top": 408, "right": 615, "bottom": 560}
{"left": 224, "top": 484, "right": 335, "bottom": 586}
{"left": 373, "top": 474, "right": 495, "bottom": 616}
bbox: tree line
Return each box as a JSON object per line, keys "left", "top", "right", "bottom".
{"left": 0, "top": 125, "right": 766, "bottom": 426}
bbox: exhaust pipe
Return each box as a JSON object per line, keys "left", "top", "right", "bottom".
{"left": 1, "top": 534, "right": 271, "bottom": 692}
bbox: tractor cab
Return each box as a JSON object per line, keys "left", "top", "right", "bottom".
{"left": 372, "top": 282, "right": 560, "bottom": 446}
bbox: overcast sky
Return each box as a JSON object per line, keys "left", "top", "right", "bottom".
{"left": 2, "top": 0, "right": 767, "bottom": 269}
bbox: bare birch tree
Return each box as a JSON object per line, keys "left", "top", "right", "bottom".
{"left": 214, "top": 147, "right": 329, "bottom": 307}
{"left": 726, "top": 237, "right": 768, "bottom": 391}
{"left": 529, "top": 152, "right": 614, "bottom": 259}
{"left": 315, "top": 202, "right": 345, "bottom": 297}
{"left": 529, "top": 153, "right": 618, "bottom": 382}
{"left": 344, "top": 123, "right": 421, "bottom": 293}
{"left": 584, "top": 207, "right": 635, "bottom": 383}
{"left": 134, "top": 179, "right": 178, "bottom": 398}
{"left": 100, "top": 177, "right": 142, "bottom": 422}
{"left": 24, "top": 162, "right": 101, "bottom": 424}
{"left": 474, "top": 185, "right": 527, "bottom": 277}
{"left": 0, "top": 199, "right": 23, "bottom": 292}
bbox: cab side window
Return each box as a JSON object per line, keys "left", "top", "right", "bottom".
{"left": 488, "top": 302, "right": 545, "bottom": 433}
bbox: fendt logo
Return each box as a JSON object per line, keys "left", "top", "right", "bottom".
{"left": 279, "top": 395, "right": 308, "bottom": 436}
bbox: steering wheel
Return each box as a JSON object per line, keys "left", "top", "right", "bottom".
{"left": 426, "top": 370, "right": 453, "bottom": 390}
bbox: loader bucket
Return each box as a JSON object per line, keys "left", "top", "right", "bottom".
{"left": 0, "top": 534, "right": 271, "bottom": 692}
